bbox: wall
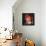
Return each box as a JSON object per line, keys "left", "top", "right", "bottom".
{"left": 41, "top": 0, "right": 46, "bottom": 46}
{"left": 0, "top": 0, "right": 46, "bottom": 46}
{"left": 0, "top": 0, "right": 16, "bottom": 30}
{"left": 13, "top": 0, "right": 41, "bottom": 46}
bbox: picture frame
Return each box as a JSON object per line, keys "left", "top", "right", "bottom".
{"left": 22, "top": 13, "right": 35, "bottom": 25}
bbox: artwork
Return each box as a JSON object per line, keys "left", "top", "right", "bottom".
{"left": 22, "top": 13, "right": 35, "bottom": 25}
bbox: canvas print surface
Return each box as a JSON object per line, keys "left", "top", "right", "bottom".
{"left": 22, "top": 13, "right": 35, "bottom": 25}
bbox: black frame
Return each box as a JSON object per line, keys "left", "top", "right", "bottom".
{"left": 22, "top": 13, "right": 35, "bottom": 25}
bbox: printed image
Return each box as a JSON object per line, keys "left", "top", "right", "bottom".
{"left": 22, "top": 13, "right": 35, "bottom": 25}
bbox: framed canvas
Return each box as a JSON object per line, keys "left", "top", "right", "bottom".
{"left": 22, "top": 13, "right": 35, "bottom": 25}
